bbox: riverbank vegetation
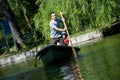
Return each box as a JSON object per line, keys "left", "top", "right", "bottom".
{"left": 0, "top": 0, "right": 120, "bottom": 54}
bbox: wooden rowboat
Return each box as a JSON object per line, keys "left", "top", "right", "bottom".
{"left": 35, "top": 45, "right": 80, "bottom": 66}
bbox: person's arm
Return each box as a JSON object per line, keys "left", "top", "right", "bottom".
{"left": 61, "top": 17, "right": 65, "bottom": 22}
{"left": 53, "top": 26, "right": 66, "bottom": 32}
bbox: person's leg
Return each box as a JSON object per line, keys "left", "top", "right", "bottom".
{"left": 50, "top": 38, "right": 58, "bottom": 45}
{"left": 59, "top": 37, "right": 65, "bottom": 45}
{"left": 57, "top": 42, "right": 60, "bottom": 45}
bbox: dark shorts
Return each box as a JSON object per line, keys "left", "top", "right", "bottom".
{"left": 50, "top": 37, "right": 65, "bottom": 45}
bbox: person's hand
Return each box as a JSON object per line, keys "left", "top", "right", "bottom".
{"left": 62, "top": 18, "right": 65, "bottom": 22}
{"left": 63, "top": 26, "right": 67, "bottom": 31}
{"left": 60, "top": 11, "right": 65, "bottom": 22}
{"left": 60, "top": 11, "right": 63, "bottom": 15}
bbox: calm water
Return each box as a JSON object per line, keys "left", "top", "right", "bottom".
{"left": 0, "top": 33, "right": 120, "bottom": 80}
{"left": 79, "top": 33, "right": 120, "bottom": 80}
{"left": 0, "top": 58, "right": 79, "bottom": 80}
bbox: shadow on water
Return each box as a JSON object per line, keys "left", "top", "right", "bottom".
{"left": 43, "top": 59, "right": 83, "bottom": 80}
{"left": 0, "top": 55, "right": 84, "bottom": 80}
{"left": 102, "top": 22, "right": 120, "bottom": 37}
{"left": 40, "top": 50, "right": 84, "bottom": 80}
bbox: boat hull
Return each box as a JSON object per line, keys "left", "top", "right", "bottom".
{"left": 36, "top": 45, "right": 80, "bottom": 66}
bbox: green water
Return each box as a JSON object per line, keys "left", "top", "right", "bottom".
{"left": 0, "top": 33, "right": 120, "bottom": 80}
{"left": 0, "top": 58, "right": 47, "bottom": 80}
{"left": 80, "top": 33, "right": 120, "bottom": 80}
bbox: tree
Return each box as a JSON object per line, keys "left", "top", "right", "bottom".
{"left": 8, "top": 0, "right": 39, "bottom": 42}
{"left": 0, "top": 0, "right": 25, "bottom": 51}
{"left": 34, "top": 0, "right": 118, "bottom": 42}
{"left": 17, "top": 0, "right": 33, "bottom": 30}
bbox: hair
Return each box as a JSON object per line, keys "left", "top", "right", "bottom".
{"left": 50, "top": 12, "right": 55, "bottom": 16}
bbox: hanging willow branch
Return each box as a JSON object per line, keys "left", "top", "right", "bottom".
{"left": 17, "top": 0, "right": 33, "bottom": 30}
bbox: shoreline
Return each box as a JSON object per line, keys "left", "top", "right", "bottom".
{"left": 0, "top": 30, "right": 103, "bottom": 66}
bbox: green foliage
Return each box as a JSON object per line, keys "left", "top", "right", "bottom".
{"left": 34, "top": 0, "right": 118, "bottom": 41}
{"left": 1, "top": 0, "right": 119, "bottom": 43}
{"left": 89, "top": 0, "right": 114, "bottom": 28}
{"left": 5, "top": 0, "right": 40, "bottom": 47}
{"left": 113, "top": 0, "right": 120, "bottom": 20}
{"left": 7, "top": 0, "right": 38, "bottom": 34}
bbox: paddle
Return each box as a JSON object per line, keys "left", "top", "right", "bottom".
{"left": 60, "top": 11, "right": 82, "bottom": 80}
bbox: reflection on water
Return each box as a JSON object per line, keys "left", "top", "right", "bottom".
{"left": 0, "top": 57, "right": 82, "bottom": 80}
{"left": 60, "top": 62, "right": 79, "bottom": 80}
{"left": 42, "top": 60, "right": 81, "bottom": 80}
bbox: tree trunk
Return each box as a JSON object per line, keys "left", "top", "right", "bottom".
{"left": 0, "top": 0, "right": 26, "bottom": 50}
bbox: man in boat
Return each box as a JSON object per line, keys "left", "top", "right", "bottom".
{"left": 49, "top": 12, "right": 66, "bottom": 45}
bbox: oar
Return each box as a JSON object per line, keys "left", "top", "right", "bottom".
{"left": 60, "top": 11, "right": 82, "bottom": 80}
